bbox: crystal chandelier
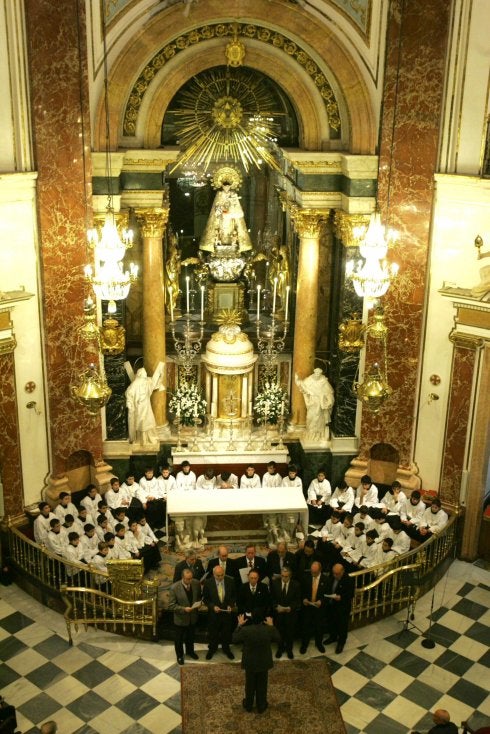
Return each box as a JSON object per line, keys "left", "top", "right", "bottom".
{"left": 84, "top": 15, "right": 138, "bottom": 314}
{"left": 84, "top": 209, "right": 138, "bottom": 313}
{"left": 346, "top": 211, "right": 399, "bottom": 308}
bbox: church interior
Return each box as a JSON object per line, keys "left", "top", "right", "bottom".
{"left": 0, "top": 0, "right": 490, "bottom": 733}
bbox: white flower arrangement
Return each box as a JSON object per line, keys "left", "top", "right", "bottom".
{"left": 169, "top": 382, "right": 207, "bottom": 426}
{"left": 254, "top": 381, "right": 289, "bottom": 425}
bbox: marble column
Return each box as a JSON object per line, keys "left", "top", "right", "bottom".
{"left": 359, "top": 0, "right": 451, "bottom": 466}
{"left": 290, "top": 210, "right": 327, "bottom": 427}
{"left": 24, "top": 0, "right": 103, "bottom": 481}
{"left": 135, "top": 206, "right": 169, "bottom": 433}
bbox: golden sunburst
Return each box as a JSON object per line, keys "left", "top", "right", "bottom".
{"left": 215, "top": 308, "right": 243, "bottom": 327}
{"left": 170, "top": 68, "right": 281, "bottom": 173}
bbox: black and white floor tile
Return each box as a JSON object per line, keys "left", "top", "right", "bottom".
{"left": 0, "top": 559, "right": 489, "bottom": 733}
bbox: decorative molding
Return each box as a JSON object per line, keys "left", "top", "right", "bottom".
{"left": 123, "top": 22, "right": 341, "bottom": 137}
{"left": 448, "top": 329, "right": 485, "bottom": 350}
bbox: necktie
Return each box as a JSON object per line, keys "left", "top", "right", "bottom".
{"left": 218, "top": 582, "right": 224, "bottom": 603}
{"left": 332, "top": 579, "right": 339, "bottom": 594}
{"left": 282, "top": 583, "right": 288, "bottom": 603}
{"left": 248, "top": 560, "right": 253, "bottom": 568}
{"left": 251, "top": 586, "right": 256, "bottom": 594}
{"left": 312, "top": 576, "right": 319, "bottom": 602}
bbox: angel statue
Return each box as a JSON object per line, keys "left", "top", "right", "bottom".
{"left": 269, "top": 243, "right": 290, "bottom": 309}
{"left": 124, "top": 361, "right": 165, "bottom": 445}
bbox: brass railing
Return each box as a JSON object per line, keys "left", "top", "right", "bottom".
{"left": 6, "top": 512, "right": 458, "bottom": 638}
{"left": 6, "top": 522, "right": 159, "bottom": 641}
{"left": 349, "top": 514, "right": 458, "bottom": 624}
{"left": 61, "top": 585, "right": 158, "bottom": 644}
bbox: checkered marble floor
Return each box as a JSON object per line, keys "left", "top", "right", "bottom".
{"left": 1, "top": 559, "right": 489, "bottom": 734}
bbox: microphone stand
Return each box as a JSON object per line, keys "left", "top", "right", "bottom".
{"left": 421, "top": 581, "right": 436, "bottom": 649}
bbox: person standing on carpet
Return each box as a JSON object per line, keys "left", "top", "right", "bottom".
{"left": 232, "top": 614, "right": 280, "bottom": 714}
{"left": 168, "top": 568, "right": 202, "bottom": 665}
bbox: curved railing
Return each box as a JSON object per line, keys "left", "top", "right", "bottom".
{"left": 4, "top": 512, "right": 459, "bottom": 639}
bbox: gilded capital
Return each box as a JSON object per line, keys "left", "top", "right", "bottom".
{"left": 448, "top": 329, "right": 485, "bottom": 351}
{"left": 333, "top": 210, "right": 370, "bottom": 248}
{"left": 292, "top": 209, "right": 327, "bottom": 239}
{"left": 135, "top": 206, "right": 170, "bottom": 239}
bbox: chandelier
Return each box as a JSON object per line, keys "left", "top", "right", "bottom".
{"left": 353, "top": 307, "right": 393, "bottom": 412}
{"left": 169, "top": 67, "right": 280, "bottom": 174}
{"left": 346, "top": 211, "right": 399, "bottom": 307}
{"left": 84, "top": 208, "right": 138, "bottom": 313}
{"left": 84, "top": 15, "right": 137, "bottom": 314}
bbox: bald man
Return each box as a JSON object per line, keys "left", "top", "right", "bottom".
{"left": 412, "top": 709, "right": 458, "bottom": 734}
{"left": 206, "top": 545, "right": 238, "bottom": 583}
{"left": 323, "top": 563, "right": 355, "bottom": 654}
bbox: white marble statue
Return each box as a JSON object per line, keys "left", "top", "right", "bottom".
{"left": 174, "top": 517, "right": 191, "bottom": 551}
{"left": 190, "top": 516, "right": 208, "bottom": 548}
{"left": 295, "top": 368, "right": 335, "bottom": 442}
{"left": 124, "top": 361, "right": 164, "bottom": 445}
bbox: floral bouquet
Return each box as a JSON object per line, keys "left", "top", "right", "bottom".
{"left": 169, "top": 382, "right": 207, "bottom": 426}
{"left": 254, "top": 381, "right": 289, "bottom": 425}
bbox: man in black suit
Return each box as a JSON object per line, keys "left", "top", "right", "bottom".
{"left": 238, "top": 569, "right": 272, "bottom": 622}
{"left": 294, "top": 539, "right": 322, "bottom": 579}
{"left": 232, "top": 614, "right": 280, "bottom": 714}
{"left": 235, "top": 544, "right": 267, "bottom": 583}
{"left": 202, "top": 565, "right": 237, "bottom": 660}
{"left": 167, "top": 568, "right": 202, "bottom": 664}
{"left": 206, "top": 545, "right": 238, "bottom": 583}
{"left": 271, "top": 566, "right": 301, "bottom": 659}
{"left": 300, "top": 560, "right": 329, "bottom": 654}
{"left": 323, "top": 562, "right": 355, "bottom": 653}
{"left": 266, "top": 541, "right": 296, "bottom": 579}
{"left": 173, "top": 549, "right": 206, "bottom": 582}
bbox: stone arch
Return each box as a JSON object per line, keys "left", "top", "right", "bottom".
{"left": 94, "top": 1, "right": 376, "bottom": 154}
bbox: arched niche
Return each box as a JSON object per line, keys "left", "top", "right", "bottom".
{"left": 93, "top": 2, "right": 376, "bottom": 154}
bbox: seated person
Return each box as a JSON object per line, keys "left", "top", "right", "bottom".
{"left": 307, "top": 469, "right": 332, "bottom": 525}
{"left": 216, "top": 470, "right": 238, "bottom": 488}
{"left": 401, "top": 490, "right": 427, "bottom": 535}
{"left": 158, "top": 464, "right": 177, "bottom": 496}
{"left": 354, "top": 475, "right": 379, "bottom": 509}
{"left": 262, "top": 461, "right": 282, "bottom": 488}
{"left": 281, "top": 464, "right": 302, "bottom": 490}
{"left": 33, "top": 502, "right": 56, "bottom": 545}
{"left": 416, "top": 498, "right": 449, "bottom": 540}
{"left": 80, "top": 484, "right": 102, "bottom": 518}
{"left": 353, "top": 504, "right": 375, "bottom": 531}
{"left": 196, "top": 468, "right": 217, "bottom": 490}
{"left": 176, "top": 460, "right": 197, "bottom": 491}
{"left": 329, "top": 480, "right": 355, "bottom": 513}
{"left": 381, "top": 480, "right": 408, "bottom": 518}
{"left": 45, "top": 518, "right": 65, "bottom": 556}
{"left": 105, "top": 477, "right": 132, "bottom": 511}
{"left": 391, "top": 517, "right": 411, "bottom": 555}
{"left": 54, "top": 491, "right": 78, "bottom": 523}
{"left": 240, "top": 464, "right": 261, "bottom": 489}
{"left": 80, "top": 523, "right": 98, "bottom": 560}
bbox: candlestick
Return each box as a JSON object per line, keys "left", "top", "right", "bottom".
{"left": 272, "top": 277, "right": 278, "bottom": 314}
{"left": 285, "top": 285, "right": 290, "bottom": 321}
{"left": 256, "top": 284, "right": 261, "bottom": 320}
{"left": 186, "top": 276, "right": 190, "bottom": 314}
{"left": 200, "top": 285, "right": 205, "bottom": 321}
{"left": 168, "top": 286, "right": 174, "bottom": 322}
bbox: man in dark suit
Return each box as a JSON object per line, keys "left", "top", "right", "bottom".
{"left": 235, "top": 544, "right": 267, "bottom": 583}
{"left": 300, "top": 560, "right": 329, "bottom": 654}
{"left": 238, "top": 569, "right": 272, "bottom": 622}
{"left": 167, "top": 568, "right": 202, "bottom": 664}
{"left": 206, "top": 545, "right": 238, "bottom": 583}
{"left": 266, "top": 541, "right": 296, "bottom": 579}
{"left": 323, "top": 562, "right": 355, "bottom": 653}
{"left": 294, "top": 539, "right": 322, "bottom": 579}
{"left": 271, "top": 565, "right": 301, "bottom": 659}
{"left": 232, "top": 614, "right": 280, "bottom": 714}
{"left": 202, "top": 565, "right": 237, "bottom": 660}
{"left": 173, "top": 549, "right": 205, "bottom": 582}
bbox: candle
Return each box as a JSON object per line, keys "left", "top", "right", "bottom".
{"left": 200, "top": 285, "right": 205, "bottom": 321}
{"left": 186, "top": 276, "right": 190, "bottom": 314}
{"left": 285, "top": 285, "right": 290, "bottom": 321}
{"left": 280, "top": 401, "right": 284, "bottom": 417}
{"left": 265, "top": 261, "right": 269, "bottom": 288}
{"left": 272, "top": 277, "right": 278, "bottom": 314}
{"left": 256, "top": 284, "right": 261, "bottom": 320}
{"left": 168, "top": 286, "right": 174, "bottom": 322}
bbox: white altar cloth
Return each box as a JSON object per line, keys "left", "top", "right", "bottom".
{"left": 167, "top": 486, "right": 308, "bottom": 534}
